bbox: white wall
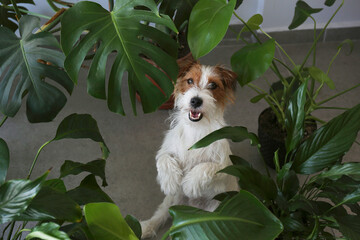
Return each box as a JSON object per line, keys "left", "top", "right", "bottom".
{"left": 21, "top": 0, "right": 360, "bottom": 32}
{"left": 232, "top": 0, "right": 360, "bottom": 32}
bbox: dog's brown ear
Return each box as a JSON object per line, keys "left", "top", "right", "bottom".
{"left": 177, "top": 54, "right": 197, "bottom": 78}
{"left": 215, "top": 65, "right": 238, "bottom": 93}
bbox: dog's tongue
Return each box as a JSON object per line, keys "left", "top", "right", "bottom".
{"left": 191, "top": 110, "right": 200, "bottom": 119}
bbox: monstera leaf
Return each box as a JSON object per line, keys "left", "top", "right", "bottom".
{"left": 0, "top": 15, "right": 73, "bottom": 122}
{"left": 61, "top": 0, "right": 179, "bottom": 115}
{"left": 0, "top": 0, "right": 34, "bottom": 32}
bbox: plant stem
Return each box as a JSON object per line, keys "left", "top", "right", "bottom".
{"left": 53, "top": 0, "right": 73, "bottom": 7}
{"left": 300, "top": 0, "right": 344, "bottom": 71}
{"left": 108, "top": 0, "right": 114, "bottom": 11}
{"left": 0, "top": 116, "right": 8, "bottom": 128}
{"left": 273, "top": 58, "right": 296, "bottom": 77}
{"left": 9, "top": 0, "right": 21, "bottom": 21}
{"left": 46, "top": 0, "right": 60, "bottom": 12}
{"left": 233, "top": 11, "right": 262, "bottom": 43}
{"left": 260, "top": 28, "right": 297, "bottom": 68}
{"left": 39, "top": 8, "right": 65, "bottom": 33}
{"left": 309, "top": 15, "right": 317, "bottom": 66}
{"left": 12, "top": 229, "right": 30, "bottom": 240}
{"left": 317, "top": 83, "right": 360, "bottom": 105}
{"left": 27, "top": 140, "right": 52, "bottom": 179}
{"left": 2, "top": 223, "right": 12, "bottom": 239}
{"left": 327, "top": 48, "right": 341, "bottom": 75}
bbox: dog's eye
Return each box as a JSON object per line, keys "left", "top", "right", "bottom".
{"left": 187, "top": 78, "right": 194, "bottom": 85}
{"left": 208, "top": 82, "right": 217, "bottom": 90}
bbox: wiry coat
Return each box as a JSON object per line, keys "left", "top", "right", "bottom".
{"left": 141, "top": 58, "right": 238, "bottom": 238}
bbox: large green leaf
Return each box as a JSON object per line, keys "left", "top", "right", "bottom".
{"left": 60, "top": 159, "right": 107, "bottom": 186}
{"left": 288, "top": 1, "right": 322, "bottom": 30}
{"left": 292, "top": 104, "right": 360, "bottom": 174}
{"left": 61, "top": 0, "right": 178, "bottom": 115}
{"left": 17, "top": 186, "right": 82, "bottom": 222}
{"left": 166, "top": 191, "right": 283, "bottom": 240}
{"left": 284, "top": 79, "right": 308, "bottom": 153}
{"left": 66, "top": 174, "right": 113, "bottom": 206}
{"left": 53, "top": 114, "right": 109, "bottom": 159}
{"left": 231, "top": 39, "right": 275, "bottom": 86}
{"left": 0, "top": 0, "right": 34, "bottom": 32}
{"left": 84, "top": 202, "right": 138, "bottom": 240}
{"left": 335, "top": 215, "right": 360, "bottom": 240}
{"left": 190, "top": 126, "right": 259, "bottom": 150}
{"left": 219, "top": 165, "right": 277, "bottom": 202}
{"left": 188, "top": 0, "right": 235, "bottom": 59}
{"left": 0, "top": 171, "right": 47, "bottom": 224}
{"left": 0, "top": 15, "right": 73, "bottom": 122}
{"left": 0, "top": 138, "right": 9, "bottom": 185}
{"left": 26, "top": 222, "right": 70, "bottom": 240}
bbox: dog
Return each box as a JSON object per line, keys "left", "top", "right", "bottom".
{"left": 140, "top": 57, "right": 239, "bottom": 239}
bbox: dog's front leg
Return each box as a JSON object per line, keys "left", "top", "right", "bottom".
{"left": 182, "top": 162, "right": 227, "bottom": 199}
{"left": 156, "top": 154, "right": 183, "bottom": 195}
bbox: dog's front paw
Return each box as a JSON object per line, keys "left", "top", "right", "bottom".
{"left": 156, "top": 155, "right": 183, "bottom": 195}
{"left": 140, "top": 220, "right": 156, "bottom": 239}
{"left": 182, "top": 170, "right": 211, "bottom": 199}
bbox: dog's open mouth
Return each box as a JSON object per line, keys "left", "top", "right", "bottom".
{"left": 189, "top": 110, "right": 203, "bottom": 122}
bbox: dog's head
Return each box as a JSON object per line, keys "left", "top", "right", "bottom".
{"left": 174, "top": 56, "right": 237, "bottom": 123}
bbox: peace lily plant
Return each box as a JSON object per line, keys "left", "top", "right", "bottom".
{"left": 0, "top": 0, "right": 359, "bottom": 240}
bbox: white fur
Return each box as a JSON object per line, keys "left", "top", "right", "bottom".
{"left": 141, "top": 65, "right": 238, "bottom": 239}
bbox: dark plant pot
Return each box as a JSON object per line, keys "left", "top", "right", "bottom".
{"left": 258, "top": 107, "right": 317, "bottom": 169}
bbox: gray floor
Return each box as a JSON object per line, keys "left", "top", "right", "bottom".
{"left": 1, "top": 39, "right": 360, "bottom": 239}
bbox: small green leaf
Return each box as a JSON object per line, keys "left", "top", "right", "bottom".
{"left": 84, "top": 202, "right": 138, "bottom": 240}
{"left": 0, "top": 138, "right": 9, "bottom": 185}
{"left": 325, "top": 0, "right": 336, "bottom": 7}
{"left": 285, "top": 79, "right": 308, "bottom": 153}
{"left": 308, "top": 66, "right": 335, "bottom": 89}
{"left": 231, "top": 39, "right": 275, "bottom": 86}
{"left": 26, "top": 222, "right": 70, "bottom": 240}
{"left": 125, "top": 215, "right": 142, "bottom": 239}
{"left": 167, "top": 191, "right": 283, "bottom": 240}
{"left": 239, "top": 14, "right": 263, "bottom": 35}
{"left": 60, "top": 159, "right": 107, "bottom": 187}
{"left": 66, "top": 174, "right": 113, "bottom": 205}
{"left": 293, "top": 104, "right": 360, "bottom": 174}
{"left": 188, "top": 0, "right": 236, "bottom": 59}
{"left": 190, "top": 126, "right": 259, "bottom": 150}
{"left": 338, "top": 39, "right": 354, "bottom": 55}
{"left": 250, "top": 93, "right": 267, "bottom": 103}
{"left": 0, "top": 171, "right": 48, "bottom": 224}
{"left": 289, "top": 1, "right": 322, "bottom": 30}
{"left": 53, "top": 114, "right": 109, "bottom": 159}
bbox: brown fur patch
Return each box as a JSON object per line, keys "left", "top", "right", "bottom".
{"left": 175, "top": 63, "right": 202, "bottom": 95}
{"left": 214, "top": 65, "right": 238, "bottom": 104}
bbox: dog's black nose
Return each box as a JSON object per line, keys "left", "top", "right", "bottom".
{"left": 190, "top": 97, "right": 203, "bottom": 108}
